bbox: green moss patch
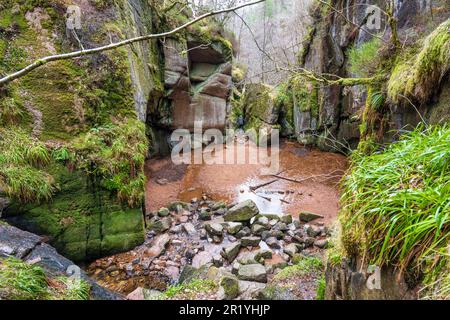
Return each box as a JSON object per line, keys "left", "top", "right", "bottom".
{"left": 388, "top": 19, "right": 450, "bottom": 104}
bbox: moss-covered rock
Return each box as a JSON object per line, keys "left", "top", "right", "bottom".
{"left": 388, "top": 19, "right": 450, "bottom": 105}
{"left": 5, "top": 166, "right": 145, "bottom": 262}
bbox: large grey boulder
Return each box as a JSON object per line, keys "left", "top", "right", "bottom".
{"left": 221, "top": 241, "right": 241, "bottom": 262}
{"left": 205, "top": 223, "right": 224, "bottom": 237}
{"left": 147, "top": 234, "right": 171, "bottom": 258}
{"left": 237, "top": 264, "right": 267, "bottom": 283}
{"left": 224, "top": 200, "right": 259, "bottom": 222}
{"left": 198, "top": 73, "right": 232, "bottom": 99}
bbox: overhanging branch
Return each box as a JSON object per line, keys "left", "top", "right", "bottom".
{"left": 0, "top": 0, "right": 265, "bottom": 86}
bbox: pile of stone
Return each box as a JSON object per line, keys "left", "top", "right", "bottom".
{"left": 121, "top": 197, "right": 330, "bottom": 300}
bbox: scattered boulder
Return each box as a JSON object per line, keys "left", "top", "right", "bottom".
{"left": 314, "top": 239, "right": 329, "bottom": 249}
{"left": 232, "top": 262, "right": 240, "bottom": 275}
{"left": 211, "top": 201, "right": 227, "bottom": 211}
{"left": 273, "top": 222, "right": 288, "bottom": 232}
{"left": 305, "top": 224, "right": 321, "bottom": 237}
{"left": 283, "top": 243, "right": 299, "bottom": 257}
{"left": 199, "top": 209, "right": 213, "bottom": 221}
{"left": 213, "top": 254, "right": 224, "bottom": 267}
{"left": 269, "top": 230, "right": 284, "bottom": 240}
{"left": 168, "top": 201, "right": 191, "bottom": 212}
{"left": 265, "top": 237, "right": 281, "bottom": 249}
{"left": 149, "top": 217, "right": 172, "bottom": 233}
{"left": 303, "top": 237, "right": 315, "bottom": 248}
{"left": 257, "top": 216, "right": 270, "bottom": 226}
{"left": 226, "top": 222, "right": 243, "bottom": 235}
{"left": 251, "top": 224, "right": 268, "bottom": 236}
{"left": 235, "top": 227, "right": 251, "bottom": 238}
{"left": 237, "top": 252, "right": 258, "bottom": 265}
{"left": 224, "top": 200, "right": 259, "bottom": 222}
{"left": 205, "top": 223, "right": 224, "bottom": 236}
{"left": 255, "top": 249, "right": 273, "bottom": 262}
{"left": 280, "top": 215, "right": 293, "bottom": 224}
{"left": 238, "top": 264, "right": 267, "bottom": 283}
{"left": 127, "top": 287, "right": 162, "bottom": 300}
{"left": 182, "top": 223, "right": 197, "bottom": 236}
{"left": 221, "top": 241, "right": 241, "bottom": 262}
{"left": 147, "top": 233, "right": 171, "bottom": 258}
{"left": 241, "top": 236, "right": 261, "bottom": 247}
{"left": 238, "top": 280, "right": 266, "bottom": 299}
{"left": 299, "top": 211, "right": 324, "bottom": 222}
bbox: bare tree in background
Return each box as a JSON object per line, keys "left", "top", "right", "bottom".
{"left": 228, "top": 0, "right": 314, "bottom": 85}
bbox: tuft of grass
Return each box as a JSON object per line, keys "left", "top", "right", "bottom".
{"left": 275, "top": 256, "right": 323, "bottom": 281}
{"left": 0, "top": 128, "right": 55, "bottom": 202}
{"left": 56, "top": 277, "right": 91, "bottom": 300}
{"left": 348, "top": 38, "right": 381, "bottom": 77}
{"left": 0, "top": 97, "right": 24, "bottom": 125}
{"left": 341, "top": 125, "right": 450, "bottom": 297}
{"left": 161, "top": 278, "right": 217, "bottom": 300}
{"left": 0, "top": 257, "right": 91, "bottom": 300}
{"left": 316, "top": 276, "right": 326, "bottom": 300}
{"left": 72, "top": 117, "right": 148, "bottom": 207}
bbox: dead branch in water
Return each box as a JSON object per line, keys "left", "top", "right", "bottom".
{"left": 272, "top": 169, "right": 345, "bottom": 184}
{"left": 249, "top": 179, "right": 279, "bottom": 192}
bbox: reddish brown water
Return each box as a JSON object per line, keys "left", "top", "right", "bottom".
{"left": 146, "top": 140, "right": 348, "bottom": 225}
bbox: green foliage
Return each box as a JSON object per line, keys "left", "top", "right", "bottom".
{"left": 275, "top": 256, "right": 323, "bottom": 281}
{"left": 51, "top": 146, "right": 74, "bottom": 163}
{"left": 348, "top": 38, "right": 381, "bottom": 77}
{"left": 0, "top": 128, "right": 55, "bottom": 202}
{"left": 161, "top": 278, "right": 217, "bottom": 300}
{"left": 73, "top": 118, "right": 148, "bottom": 207}
{"left": 0, "top": 97, "right": 24, "bottom": 125}
{"left": 0, "top": 257, "right": 91, "bottom": 300}
{"left": 369, "top": 91, "right": 386, "bottom": 110}
{"left": 56, "top": 277, "right": 91, "bottom": 300}
{"left": 341, "top": 125, "right": 450, "bottom": 290}
{"left": 316, "top": 276, "right": 326, "bottom": 300}
{"left": 0, "top": 257, "right": 47, "bottom": 300}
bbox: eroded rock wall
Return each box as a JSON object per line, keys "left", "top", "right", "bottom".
{"left": 290, "top": 0, "right": 450, "bottom": 151}
{"left": 147, "top": 29, "right": 234, "bottom": 154}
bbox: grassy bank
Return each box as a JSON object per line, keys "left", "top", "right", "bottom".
{"left": 339, "top": 125, "right": 449, "bottom": 299}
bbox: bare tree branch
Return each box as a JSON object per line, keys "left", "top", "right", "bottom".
{"left": 0, "top": 0, "right": 265, "bottom": 86}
